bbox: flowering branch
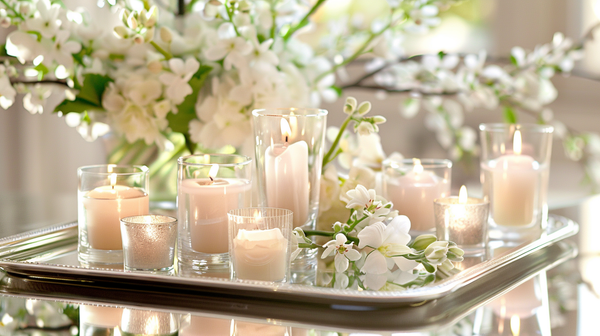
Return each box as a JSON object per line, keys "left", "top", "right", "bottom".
{"left": 283, "top": 0, "right": 328, "bottom": 41}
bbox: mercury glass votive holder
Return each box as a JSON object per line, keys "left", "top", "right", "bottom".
{"left": 120, "top": 215, "right": 177, "bottom": 273}
{"left": 434, "top": 196, "right": 490, "bottom": 254}
{"left": 121, "top": 308, "right": 179, "bottom": 336}
{"left": 78, "top": 164, "right": 149, "bottom": 266}
{"left": 228, "top": 208, "right": 293, "bottom": 282}
{"left": 177, "top": 154, "right": 252, "bottom": 273}
{"left": 479, "top": 123, "right": 553, "bottom": 239}
{"left": 382, "top": 158, "right": 452, "bottom": 235}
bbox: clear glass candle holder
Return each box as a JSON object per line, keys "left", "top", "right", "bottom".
{"left": 228, "top": 208, "right": 293, "bottom": 282}
{"left": 252, "top": 108, "right": 328, "bottom": 230}
{"left": 382, "top": 158, "right": 452, "bottom": 235}
{"left": 178, "top": 154, "right": 252, "bottom": 273}
{"left": 78, "top": 165, "right": 149, "bottom": 265}
{"left": 121, "top": 215, "right": 177, "bottom": 273}
{"left": 79, "top": 305, "right": 123, "bottom": 335}
{"left": 434, "top": 196, "right": 490, "bottom": 254}
{"left": 121, "top": 308, "right": 179, "bottom": 336}
{"left": 479, "top": 123, "right": 553, "bottom": 239}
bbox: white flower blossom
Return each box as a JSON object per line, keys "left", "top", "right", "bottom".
{"left": 358, "top": 216, "right": 413, "bottom": 276}
{"left": 322, "top": 233, "right": 361, "bottom": 272}
{"left": 159, "top": 58, "right": 200, "bottom": 106}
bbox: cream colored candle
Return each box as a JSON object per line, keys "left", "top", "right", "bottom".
{"left": 233, "top": 228, "right": 288, "bottom": 281}
{"left": 82, "top": 174, "right": 149, "bottom": 250}
{"left": 385, "top": 159, "right": 449, "bottom": 232}
{"left": 180, "top": 316, "right": 232, "bottom": 336}
{"left": 488, "top": 130, "right": 538, "bottom": 226}
{"left": 79, "top": 305, "right": 123, "bottom": 329}
{"left": 179, "top": 176, "right": 252, "bottom": 254}
{"left": 265, "top": 119, "right": 309, "bottom": 228}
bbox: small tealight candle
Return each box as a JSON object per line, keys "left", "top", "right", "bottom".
{"left": 434, "top": 185, "right": 490, "bottom": 253}
{"left": 228, "top": 208, "right": 293, "bottom": 282}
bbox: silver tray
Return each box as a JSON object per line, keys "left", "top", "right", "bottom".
{"left": 0, "top": 215, "right": 579, "bottom": 307}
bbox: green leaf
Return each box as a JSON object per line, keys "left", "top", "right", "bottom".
{"left": 510, "top": 55, "right": 517, "bottom": 66}
{"left": 54, "top": 73, "right": 113, "bottom": 114}
{"left": 422, "top": 261, "right": 435, "bottom": 273}
{"left": 34, "top": 63, "right": 49, "bottom": 81}
{"left": 331, "top": 85, "right": 342, "bottom": 97}
{"left": 166, "top": 65, "right": 212, "bottom": 134}
{"left": 503, "top": 106, "right": 518, "bottom": 124}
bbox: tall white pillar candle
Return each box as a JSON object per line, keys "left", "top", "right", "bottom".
{"left": 179, "top": 175, "right": 252, "bottom": 254}
{"left": 265, "top": 119, "right": 309, "bottom": 228}
{"left": 82, "top": 174, "right": 149, "bottom": 250}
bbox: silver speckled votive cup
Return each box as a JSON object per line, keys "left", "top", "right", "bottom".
{"left": 434, "top": 196, "right": 489, "bottom": 255}
{"left": 120, "top": 215, "right": 177, "bottom": 273}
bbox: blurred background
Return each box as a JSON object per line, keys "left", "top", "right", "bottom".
{"left": 1, "top": 0, "right": 600, "bottom": 231}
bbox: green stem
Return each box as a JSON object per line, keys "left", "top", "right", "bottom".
{"left": 283, "top": 0, "right": 327, "bottom": 41}
{"left": 313, "top": 22, "right": 391, "bottom": 84}
{"left": 1, "top": 0, "right": 24, "bottom": 20}
{"left": 183, "top": 133, "right": 196, "bottom": 154}
{"left": 346, "top": 214, "right": 369, "bottom": 233}
{"left": 322, "top": 114, "right": 353, "bottom": 169}
{"left": 302, "top": 230, "right": 359, "bottom": 243}
{"left": 149, "top": 145, "right": 187, "bottom": 179}
{"left": 225, "top": 3, "right": 241, "bottom": 36}
{"left": 150, "top": 41, "right": 172, "bottom": 60}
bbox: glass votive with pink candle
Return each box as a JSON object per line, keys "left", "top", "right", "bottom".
{"left": 78, "top": 165, "right": 149, "bottom": 265}
{"left": 178, "top": 154, "right": 252, "bottom": 273}
{"left": 479, "top": 123, "right": 553, "bottom": 240}
{"left": 382, "top": 158, "right": 452, "bottom": 235}
{"left": 228, "top": 208, "right": 293, "bottom": 282}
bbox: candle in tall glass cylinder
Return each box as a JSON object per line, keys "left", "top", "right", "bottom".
{"left": 252, "top": 108, "right": 327, "bottom": 231}
{"left": 383, "top": 158, "right": 451, "bottom": 234}
{"left": 480, "top": 123, "right": 553, "bottom": 238}
{"left": 78, "top": 165, "right": 149, "bottom": 265}
{"left": 178, "top": 154, "right": 252, "bottom": 272}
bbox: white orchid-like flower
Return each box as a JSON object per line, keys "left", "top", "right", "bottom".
{"left": 322, "top": 233, "right": 361, "bottom": 272}
{"left": 344, "top": 184, "right": 376, "bottom": 210}
{"left": 25, "top": 0, "right": 61, "bottom": 39}
{"left": 357, "top": 216, "right": 413, "bottom": 276}
{"left": 50, "top": 30, "right": 81, "bottom": 68}
{"left": 205, "top": 23, "right": 253, "bottom": 70}
{"left": 159, "top": 58, "right": 200, "bottom": 106}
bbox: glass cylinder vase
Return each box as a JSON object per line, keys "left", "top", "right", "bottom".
{"left": 251, "top": 108, "right": 328, "bottom": 230}
{"left": 479, "top": 123, "right": 553, "bottom": 240}
{"left": 177, "top": 154, "right": 252, "bottom": 273}
{"left": 78, "top": 165, "right": 149, "bottom": 265}
{"left": 382, "top": 158, "right": 452, "bottom": 235}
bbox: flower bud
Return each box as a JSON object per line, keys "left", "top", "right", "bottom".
{"left": 424, "top": 241, "right": 449, "bottom": 265}
{"left": 19, "top": 3, "right": 31, "bottom": 15}
{"left": 332, "top": 222, "right": 342, "bottom": 232}
{"left": 147, "top": 60, "right": 162, "bottom": 74}
{"left": 438, "top": 259, "right": 454, "bottom": 272}
{"left": 160, "top": 26, "right": 172, "bottom": 43}
{"left": 411, "top": 234, "right": 436, "bottom": 251}
{"left": 144, "top": 27, "right": 155, "bottom": 42}
{"left": 354, "top": 121, "right": 375, "bottom": 136}
{"left": 121, "top": 9, "right": 130, "bottom": 26}
{"left": 127, "top": 12, "right": 138, "bottom": 30}
{"left": 357, "top": 101, "right": 372, "bottom": 115}
{"left": 146, "top": 6, "right": 158, "bottom": 27}
{"left": 133, "top": 34, "right": 144, "bottom": 44}
{"left": 344, "top": 96, "right": 357, "bottom": 114}
{"left": 0, "top": 16, "right": 11, "bottom": 28}
{"left": 138, "top": 9, "right": 148, "bottom": 26}
{"left": 373, "top": 115, "right": 386, "bottom": 124}
{"left": 238, "top": 0, "right": 251, "bottom": 12}
{"left": 113, "top": 26, "right": 129, "bottom": 38}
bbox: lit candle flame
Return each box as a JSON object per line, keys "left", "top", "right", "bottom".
{"left": 107, "top": 164, "right": 116, "bottom": 173}
{"left": 513, "top": 130, "right": 522, "bottom": 155}
{"left": 510, "top": 315, "right": 520, "bottom": 336}
{"left": 280, "top": 118, "right": 292, "bottom": 143}
{"left": 208, "top": 164, "right": 219, "bottom": 183}
{"left": 413, "top": 158, "right": 423, "bottom": 174}
{"left": 459, "top": 185, "right": 468, "bottom": 204}
{"left": 203, "top": 154, "right": 210, "bottom": 163}
{"left": 254, "top": 209, "right": 262, "bottom": 219}
{"left": 110, "top": 173, "right": 117, "bottom": 189}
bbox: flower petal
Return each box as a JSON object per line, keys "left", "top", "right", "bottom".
{"left": 392, "top": 256, "right": 419, "bottom": 272}
{"left": 360, "top": 250, "right": 387, "bottom": 275}
{"left": 334, "top": 254, "right": 349, "bottom": 272}
{"left": 345, "top": 248, "right": 361, "bottom": 261}
{"left": 357, "top": 222, "right": 385, "bottom": 249}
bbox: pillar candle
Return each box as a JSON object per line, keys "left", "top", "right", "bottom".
{"left": 179, "top": 178, "right": 251, "bottom": 254}
{"left": 265, "top": 119, "right": 309, "bottom": 228}
{"left": 80, "top": 305, "right": 123, "bottom": 329}
{"left": 385, "top": 159, "right": 449, "bottom": 232}
{"left": 488, "top": 130, "right": 538, "bottom": 226}
{"left": 82, "top": 174, "right": 149, "bottom": 250}
{"left": 233, "top": 228, "right": 288, "bottom": 281}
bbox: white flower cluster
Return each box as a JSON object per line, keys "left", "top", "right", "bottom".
{"left": 0, "top": 297, "right": 73, "bottom": 334}
{"left": 372, "top": 32, "right": 586, "bottom": 160}
{"left": 315, "top": 184, "right": 464, "bottom": 291}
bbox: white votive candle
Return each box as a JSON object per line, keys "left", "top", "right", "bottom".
{"left": 233, "top": 228, "right": 288, "bottom": 281}
{"left": 82, "top": 174, "right": 149, "bottom": 250}
{"left": 487, "top": 130, "right": 538, "bottom": 226}
{"left": 179, "top": 177, "right": 252, "bottom": 254}
{"left": 385, "top": 159, "right": 450, "bottom": 232}
{"left": 265, "top": 119, "right": 309, "bottom": 228}
{"left": 80, "top": 305, "right": 123, "bottom": 329}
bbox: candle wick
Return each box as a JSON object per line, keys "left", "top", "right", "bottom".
{"left": 285, "top": 135, "right": 288, "bottom": 143}
{"left": 112, "top": 185, "right": 114, "bottom": 190}
{"left": 209, "top": 176, "right": 214, "bottom": 182}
